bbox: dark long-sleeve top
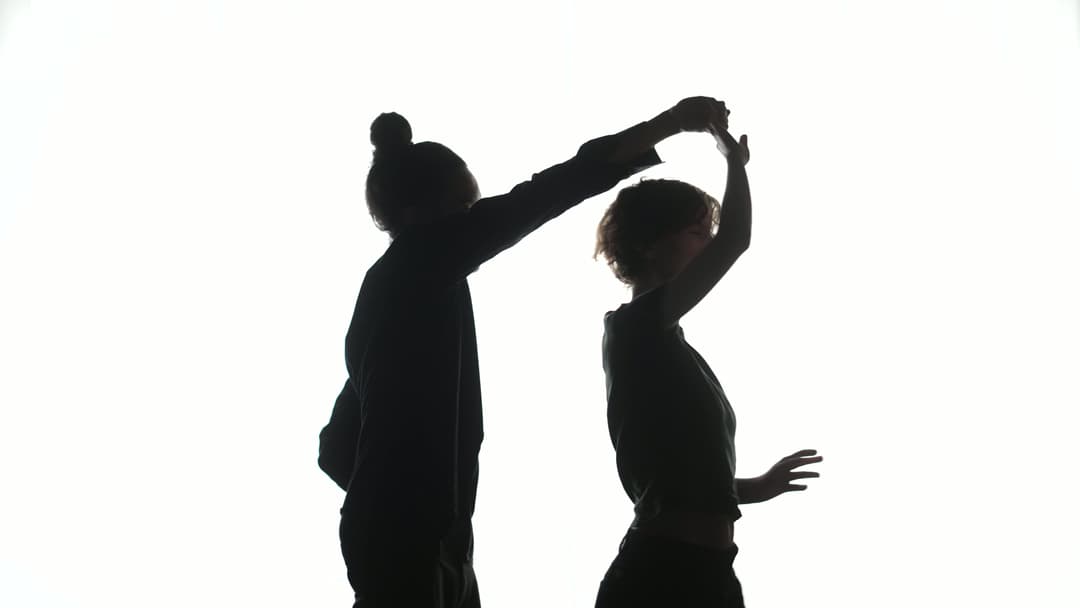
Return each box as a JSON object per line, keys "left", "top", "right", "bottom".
{"left": 602, "top": 284, "right": 741, "bottom": 524}
{"left": 318, "top": 134, "right": 660, "bottom": 536}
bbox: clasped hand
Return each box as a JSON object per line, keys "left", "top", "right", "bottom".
{"left": 669, "top": 96, "right": 750, "bottom": 166}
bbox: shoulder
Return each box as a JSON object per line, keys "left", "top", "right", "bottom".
{"left": 603, "top": 302, "right": 639, "bottom": 339}
{"left": 603, "top": 296, "right": 675, "bottom": 357}
{"left": 366, "top": 221, "right": 472, "bottom": 286}
{"left": 608, "top": 284, "right": 673, "bottom": 333}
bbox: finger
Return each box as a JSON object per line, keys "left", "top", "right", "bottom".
{"left": 787, "top": 471, "right": 820, "bottom": 480}
{"left": 775, "top": 455, "right": 822, "bottom": 471}
{"left": 740, "top": 134, "right": 748, "bottom": 145}
{"left": 786, "top": 449, "right": 818, "bottom": 459}
{"left": 787, "top": 484, "right": 808, "bottom": 491}
{"left": 783, "top": 458, "right": 824, "bottom": 472}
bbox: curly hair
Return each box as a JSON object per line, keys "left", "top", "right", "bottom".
{"left": 365, "top": 112, "right": 471, "bottom": 237}
{"left": 595, "top": 179, "right": 720, "bottom": 286}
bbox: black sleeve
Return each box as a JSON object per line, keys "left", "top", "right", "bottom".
{"left": 419, "top": 133, "right": 662, "bottom": 281}
{"left": 317, "top": 379, "right": 361, "bottom": 491}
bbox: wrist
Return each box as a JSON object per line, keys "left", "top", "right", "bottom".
{"left": 737, "top": 476, "right": 764, "bottom": 503}
{"left": 724, "top": 151, "right": 748, "bottom": 170}
{"left": 652, "top": 108, "right": 683, "bottom": 136}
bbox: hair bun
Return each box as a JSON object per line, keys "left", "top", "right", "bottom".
{"left": 370, "top": 112, "right": 412, "bottom": 156}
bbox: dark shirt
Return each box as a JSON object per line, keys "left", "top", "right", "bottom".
{"left": 319, "top": 134, "right": 661, "bottom": 536}
{"left": 602, "top": 284, "right": 742, "bottom": 524}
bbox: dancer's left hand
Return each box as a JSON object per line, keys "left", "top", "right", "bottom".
{"left": 753, "top": 449, "right": 822, "bottom": 501}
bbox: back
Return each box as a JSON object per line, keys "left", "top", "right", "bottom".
{"left": 325, "top": 225, "right": 485, "bottom": 528}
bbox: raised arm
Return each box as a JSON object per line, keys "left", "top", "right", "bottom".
{"left": 608, "top": 97, "right": 731, "bottom": 164}
{"left": 655, "top": 129, "right": 752, "bottom": 327}
{"left": 420, "top": 97, "right": 731, "bottom": 282}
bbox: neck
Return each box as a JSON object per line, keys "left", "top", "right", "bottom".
{"left": 399, "top": 204, "right": 466, "bottom": 229}
{"left": 631, "top": 275, "right": 664, "bottom": 300}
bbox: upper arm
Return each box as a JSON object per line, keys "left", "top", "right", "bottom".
{"left": 420, "top": 138, "right": 662, "bottom": 282}
{"left": 657, "top": 237, "right": 749, "bottom": 326}
{"left": 657, "top": 152, "right": 752, "bottom": 325}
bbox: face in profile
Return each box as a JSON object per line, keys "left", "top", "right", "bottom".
{"left": 644, "top": 211, "right": 714, "bottom": 281}
{"left": 436, "top": 165, "right": 480, "bottom": 216}
{"left": 461, "top": 168, "right": 480, "bottom": 210}
{"left": 401, "top": 162, "right": 479, "bottom": 227}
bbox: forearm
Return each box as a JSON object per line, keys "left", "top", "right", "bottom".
{"left": 430, "top": 127, "right": 662, "bottom": 280}
{"left": 735, "top": 476, "right": 768, "bottom": 504}
{"left": 714, "top": 157, "right": 751, "bottom": 248}
{"left": 606, "top": 109, "right": 682, "bottom": 164}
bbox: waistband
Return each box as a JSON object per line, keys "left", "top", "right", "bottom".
{"left": 619, "top": 528, "right": 739, "bottom": 566}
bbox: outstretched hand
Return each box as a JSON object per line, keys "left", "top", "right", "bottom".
{"left": 750, "top": 449, "right": 822, "bottom": 503}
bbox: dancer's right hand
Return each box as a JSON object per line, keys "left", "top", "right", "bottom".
{"left": 715, "top": 130, "right": 750, "bottom": 166}
{"left": 669, "top": 96, "right": 730, "bottom": 133}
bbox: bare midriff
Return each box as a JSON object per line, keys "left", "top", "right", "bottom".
{"left": 631, "top": 509, "right": 735, "bottom": 549}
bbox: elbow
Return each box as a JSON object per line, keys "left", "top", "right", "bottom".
{"left": 318, "top": 455, "right": 350, "bottom": 491}
{"left": 718, "top": 228, "right": 751, "bottom": 255}
{"left": 735, "top": 231, "right": 751, "bottom": 253}
{"left": 316, "top": 449, "right": 335, "bottom": 481}
{"left": 318, "top": 434, "right": 352, "bottom": 491}
{"left": 575, "top": 135, "right": 614, "bottom": 161}
{"left": 316, "top": 449, "right": 334, "bottom": 478}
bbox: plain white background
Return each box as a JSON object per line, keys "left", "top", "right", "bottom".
{"left": 2, "top": 1, "right": 1078, "bottom": 606}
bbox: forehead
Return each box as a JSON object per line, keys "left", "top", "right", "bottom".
{"left": 671, "top": 213, "right": 712, "bottom": 237}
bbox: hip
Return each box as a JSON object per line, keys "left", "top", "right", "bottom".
{"left": 596, "top": 528, "right": 744, "bottom": 608}
{"left": 632, "top": 508, "right": 736, "bottom": 549}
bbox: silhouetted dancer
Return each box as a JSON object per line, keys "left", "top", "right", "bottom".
{"left": 592, "top": 106, "right": 822, "bottom": 607}
{"left": 318, "top": 98, "right": 729, "bottom": 607}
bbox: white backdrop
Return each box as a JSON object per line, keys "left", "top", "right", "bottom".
{"left": 2, "top": 1, "right": 1078, "bottom": 606}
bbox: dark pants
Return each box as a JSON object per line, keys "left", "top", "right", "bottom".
{"left": 595, "top": 530, "right": 745, "bottom": 608}
{"left": 340, "top": 513, "right": 480, "bottom": 608}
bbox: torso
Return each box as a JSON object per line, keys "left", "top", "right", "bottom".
{"left": 342, "top": 235, "right": 483, "bottom": 521}
{"left": 603, "top": 285, "right": 741, "bottom": 543}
